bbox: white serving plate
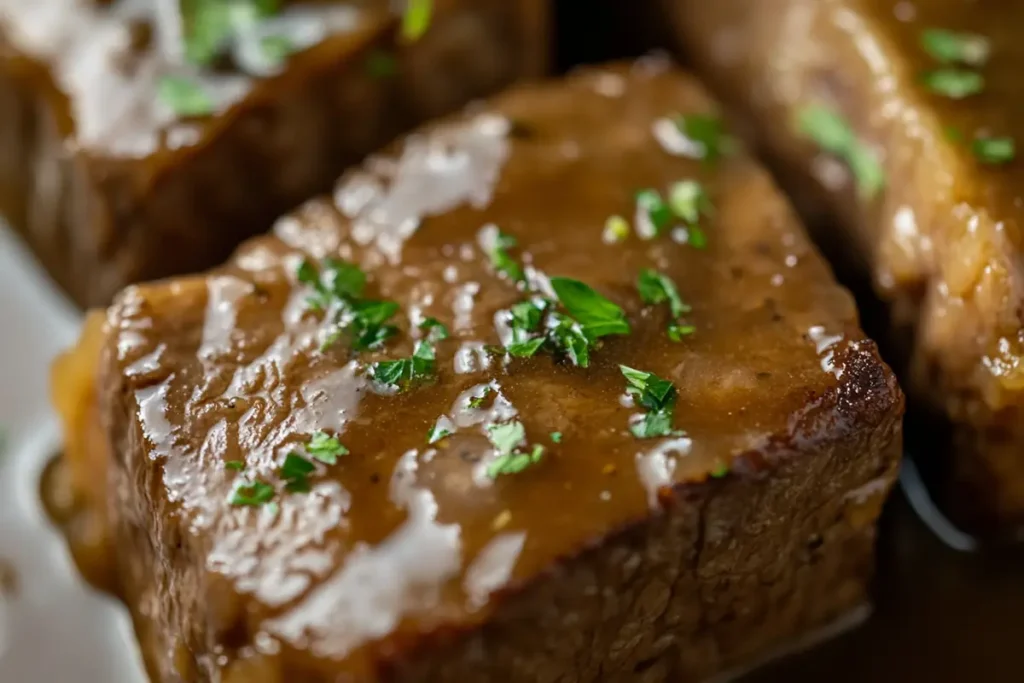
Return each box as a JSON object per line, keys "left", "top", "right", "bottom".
{"left": 0, "top": 225, "right": 146, "bottom": 682}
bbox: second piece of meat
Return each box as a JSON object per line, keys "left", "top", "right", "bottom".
{"left": 665, "top": 0, "right": 1024, "bottom": 533}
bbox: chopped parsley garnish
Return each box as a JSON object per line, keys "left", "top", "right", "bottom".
{"left": 504, "top": 299, "right": 549, "bottom": 357}
{"left": 921, "top": 68, "right": 984, "bottom": 99}
{"left": 550, "top": 431, "right": 562, "bottom": 443}
{"left": 673, "top": 113, "right": 733, "bottom": 162}
{"left": 183, "top": 0, "right": 279, "bottom": 66}
{"left": 637, "top": 269, "right": 694, "bottom": 341}
{"left": 298, "top": 257, "right": 366, "bottom": 309}
{"left": 635, "top": 189, "right": 674, "bottom": 238}
{"left": 637, "top": 269, "right": 691, "bottom": 318}
{"left": 550, "top": 277, "right": 631, "bottom": 338}
{"left": 488, "top": 421, "right": 526, "bottom": 455}
{"left": 259, "top": 34, "right": 294, "bottom": 66}
{"left": 668, "top": 323, "right": 696, "bottom": 341}
{"left": 668, "top": 181, "right": 713, "bottom": 226}
{"left": 402, "top": 0, "right": 433, "bottom": 42}
{"left": 620, "top": 365, "right": 682, "bottom": 439}
{"left": 507, "top": 336, "right": 546, "bottom": 357}
{"left": 224, "top": 460, "right": 245, "bottom": 471}
{"left": 343, "top": 300, "right": 401, "bottom": 350}
{"left": 547, "top": 313, "right": 592, "bottom": 367}
{"left": 365, "top": 49, "right": 398, "bottom": 78}
{"left": 499, "top": 282, "right": 627, "bottom": 367}
{"left": 230, "top": 480, "right": 275, "bottom": 506}
{"left": 797, "top": 104, "right": 885, "bottom": 199}
{"left": 710, "top": 461, "right": 730, "bottom": 478}
{"left": 418, "top": 317, "right": 450, "bottom": 342}
{"left": 603, "top": 215, "right": 630, "bottom": 243}
{"left": 635, "top": 182, "right": 713, "bottom": 245}
{"left": 486, "top": 420, "right": 545, "bottom": 478}
{"left": 510, "top": 299, "right": 545, "bottom": 332}
{"left": 973, "top": 136, "right": 1015, "bottom": 164}
{"left": 306, "top": 431, "right": 348, "bottom": 465}
{"left": 371, "top": 341, "right": 436, "bottom": 389}
{"left": 158, "top": 76, "right": 215, "bottom": 117}
{"left": 920, "top": 28, "right": 990, "bottom": 66}
{"left": 668, "top": 180, "right": 712, "bottom": 247}
{"left": 467, "top": 385, "right": 494, "bottom": 409}
{"left": 428, "top": 416, "right": 454, "bottom": 444}
{"left": 488, "top": 230, "right": 526, "bottom": 283}
{"left": 296, "top": 258, "right": 399, "bottom": 352}
{"left": 281, "top": 452, "right": 315, "bottom": 493}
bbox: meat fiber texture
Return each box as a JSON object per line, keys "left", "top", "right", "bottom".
{"left": 0, "top": 0, "right": 547, "bottom": 308}
{"left": 664, "top": 0, "right": 1024, "bottom": 533}
{"left": 53, "top": 60, "right": 903, "bottom": 682}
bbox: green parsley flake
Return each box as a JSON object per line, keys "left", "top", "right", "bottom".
{"left": 224, "top": 460, "right": 245, "bottom": 471}
{"left": 259, "top": 34, "right": 294, "bottom": 66}
{"left": 547, "top": 313, "right": 591, "bottom": 367}
{"left": 365, "top": 49, "right": 398, "bottom": 78}
{"left": 637, "top": 269, "right": 691, "bottom": 318}
{"left": 630, "top": 410, "right": 677, "bottom": 439}
{"left": 489, "top": 230, "right": 526, "bottom": 283}
{"left": 488, "top": 445, "right": 545, "bottom": 478}
{"left": 668, "top": 181, "right": 713, "bottom": 226}
{"left": 486, "top": 420, "right": 545, "bottom": 478}
{"left": 158, "top": 76, "right": 215, "bottom": 117}
{"left": 182, "top": 0, "right": 234, "bottom": 66}
{"left": 281, "top": 452, "right": 315, "bottom": 493}
{"left": 418, "top": 317, "right": 450, "bottom": 342}
{"left": 797, "top": 104, "right": 885, "bottom": 199}
{"left": 183, "top": 0, "right": 280, "bottom": 66}
{"left": 507, "top": 337, "right": 546, "bottom": 358}
{"left": 297, "top": 258, "right": 399, "bottom": 352}
{"left": 920, "top": 28, "right": 990, "bottom": 66}
{"left": 710, "top": 461, "right": 730, "bottom": 478}
{"left": 499, "top": 282, "right": 627, "bottom": 368}
{"left": 637, "top": 269, "right": 694, "bottom": 341}
{"left": 635, "top": 189, "right": 674, "bottom": 238}
{"left": 668, "top": 323, "right": 696, "bottom": 341}
{"left": 371, "top": 341, "right": 436, "bottom": 388}
{"left": 550, "top": 431, "right": 562, "bottom": 443}
{"left": 973, "top": 136, "right": 1015, "bottom": 164}
{"left": 621, "top": 365, "right": 676, "bottom": 411}
{"left": 550, "top": 277, "right": 631, "bottom": 339}
{"left": 298, "top": 256, "right": 367, "bottom": 308}
{"left": 428, "top": 416, "right": 455, "bottom": 444}
{"left": 603, "top": 215, "right": 630, "bottom": 244}
{"left": 503, "top": 298, "right": 549, "bottom": 357}
{"left": 230, "top": 480, "right": 275, "bottom": 506}
{"left": 402, "top": 0, "right": 433, "bottom": 42}
{"left": 306, "top": 431, "right": 348, "bottom": 465}
{"left": 620, "top": 365, "right": 682, "bottom": 439}
{"left": 511, "top": 300, "right": 545, "bottom": 330}
{"left": 673, "top": 113, "right": 733, "bottom": 162}
{"left": 467, "top": 385, "right": 494, "bottom": 409}
{"left": 922, "top": 68, "right": 984, "bottom": 99}
{"left": 488, "top": 421, "right": 526, "bottom": 456}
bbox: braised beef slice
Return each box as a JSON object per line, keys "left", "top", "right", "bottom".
{"left": 0, "top": 0, "right": 547, "bottom": 307}
{"left": 54, "top": 61, "right": 903, "bottom": 682}
{"left": 659, "top": 0, "right": 1024, "bottom": 532}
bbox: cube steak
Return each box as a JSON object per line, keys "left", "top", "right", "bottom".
{"left": 660, "top": 0, "right": 1024, "bottom": 532}
{"left": 52, "top": 60, "right": 904, "bottom": 682}
{"left": 0, "top": 0, "right": 546, "bottom": 307}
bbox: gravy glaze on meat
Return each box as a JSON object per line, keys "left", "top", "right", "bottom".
{"left": 52, "top": 59, "right": 903, "bottom": 682}
{"left": 0, "top": 0, "right": 547, "bottom": 307}
{"left": 662, "top": 0, "right": 1024, "bottom": 534}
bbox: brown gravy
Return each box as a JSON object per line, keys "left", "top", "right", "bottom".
{"left": 19, "top": 452, "right": 1024, "bottom": 682}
